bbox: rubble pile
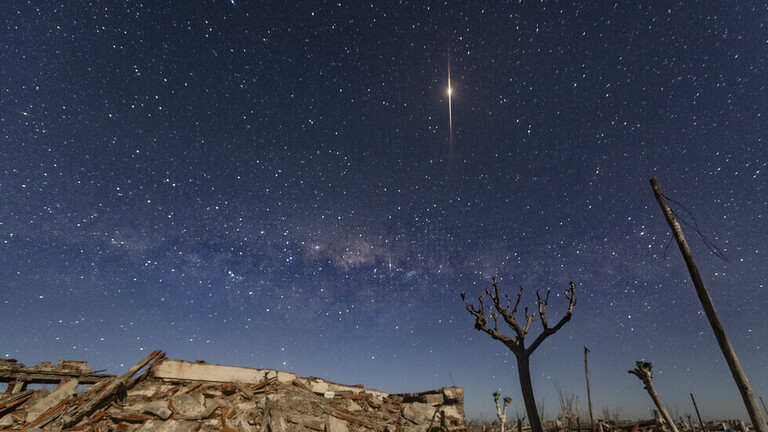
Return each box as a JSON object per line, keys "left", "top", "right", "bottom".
{"left": 597, "top": 416, "right": 750, "bottom": 432}
{"left": 0, "top": 351, "right": 466, "bottom": 432}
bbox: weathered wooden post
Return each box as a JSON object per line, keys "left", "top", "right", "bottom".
{"left": 650, "top": 177, "right": 767, "bottom": 432}
{"left": 585, "top": 346, "right": 595, "bottom": 432}
{"left": 761, "top": 396, "right": 768, "bottom": 418}
{"left": 690, "top": 393, "right": 705, "bottom": 432}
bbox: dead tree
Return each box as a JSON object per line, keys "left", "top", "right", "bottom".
{"left": 628, "top": 361, "right": 679, "bottom": 432}
{"left": 462, "top": 276, "right": 577, "bottom": 432}
{"left": 494, "top": 391, "right": 513, "bottom": 432}
{"left": 651, "top": 177, "right": 767, "bottom": 432}
{"left": 557, "top": 388, "right": 579, "bottom": 432}
{"left": 514, "top": 409, "right": 527, "bottom": 432}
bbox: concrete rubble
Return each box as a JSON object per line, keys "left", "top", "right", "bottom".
{"left": 597, "top": 414, "right": 751, "bottom": 432}
{"left": 0, "top": 351, "right": 467, "bottom": 432}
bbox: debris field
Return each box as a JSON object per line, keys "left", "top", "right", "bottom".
{"left": 0, "top": 350, "right": 466, "bottom": 432}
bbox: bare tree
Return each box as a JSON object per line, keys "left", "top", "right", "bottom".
{"left": 600, "top": 406, "right": 623, "bottom": 425}
{"left": 495, "top": 391, "right": 513, "bottom": 432}
{"left": 462, "top": 276, "right": 577, "bottom": 432}
{"left": 628, "top": 361, "right": 679, "bottom": 432}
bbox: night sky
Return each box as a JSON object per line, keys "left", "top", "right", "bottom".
{"left": 2, "top": 1, "right": 767, "bottom": 423}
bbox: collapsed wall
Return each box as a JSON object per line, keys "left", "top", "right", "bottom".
{"left": 0, "top": 351, "right": 466, "bottom": 432}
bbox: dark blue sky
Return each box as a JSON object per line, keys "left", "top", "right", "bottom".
{"left": 2, "top": 0, "right": 767, "bottom": 422}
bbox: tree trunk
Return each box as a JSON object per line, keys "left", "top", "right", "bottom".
{"left": 651, "top": 177, "right": 768, "bottom": 432}
{"left": 518, "top": 352, "right": 544, "bottom": 432}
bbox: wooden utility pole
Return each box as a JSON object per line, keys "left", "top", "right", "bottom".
{"left": 650, "top": 177, "right": 767, "bottom": 432}
{"left": 584, "top": 346, "right": 595, "bottom": 432}
{"left": 690, "top": 393, "right": 705, "bottom": 432}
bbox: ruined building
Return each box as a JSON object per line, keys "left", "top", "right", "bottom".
{"left": 0, "top": 351, "right": 466, "bottom": 431}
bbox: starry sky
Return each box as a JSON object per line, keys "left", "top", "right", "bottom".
{"left": 1, "top": 0, "right": 767, "bottom": 423}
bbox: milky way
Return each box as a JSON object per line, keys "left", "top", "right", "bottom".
{"left": 1, "top": 1, "right": 766, "bottom": 421}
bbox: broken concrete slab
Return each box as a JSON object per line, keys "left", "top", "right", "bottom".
{"left": 442, "top": 386, "right": 463, "bottom": 403}
{"left": 25, "top": 379, "right": 79, "bottom": 423}
{"left": 169, "top": 392, "right": 207, "bottom": 420}
{"left": 423, "top": 392, "right": 444, "bottom": 405}
{"left": 152, "top": 360, "right": 297, "bottom": 385}
{"left": 137, "top": 400, "right": 173, "bottom": 420}
{"left": 297, "top": 376, "right": 389, "bottom": 401}
{"left": 136, "top": 419, "right": 199, "bottom": 432}
{"left": 401, "top": 401, "right": 437, "bottom": 424}
{"left": 326, "top": 415, "right": 349, "bottom": 432}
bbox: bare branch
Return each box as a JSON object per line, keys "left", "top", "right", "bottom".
{"left": 537, "top": 289, "right": 551, "bottom": 329}
{"left": 461, "top": 290, "right": 518, "bottom": 347}
{"left": 512, "top": 285, "right": 524, "bottom": 315}
{"left": 487, "top": 276, "right": 527, "bottom": 340}
{"left": 526, "top": 282, "right": 577, "bottom": 355}
{"left": 628, "top": 361, "right": 654, "bottom": 393}
{"left": 522, "top": 307, "right": 536, "bottom": 334}
{"left": 494, "top": 391, "right": 512, "bottom": 432}
{"left": 565, "top": 282, "right": 577, "bottom": 313}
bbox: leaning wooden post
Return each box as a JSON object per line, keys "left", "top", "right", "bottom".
{"left": 690, "top": 393, "right": 705, "bottom": 432}
{"left": 761, "top": 396, "right": 768, "bottom": 418}
{"left": 585, "top": 346, "right": 595, "bottom": 432}
{"left": 650, "top": 177, "right": 768, "bottom": 432}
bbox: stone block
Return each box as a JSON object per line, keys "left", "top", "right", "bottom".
{"left": 441, "top": 386, "right": 463, "bottom": 403}
{"left": 286, "top": 414, "right": 325, "bottom": 430}
{"left": 198, "top": 419, "right": 222, "bottom": 432}
{"left": 137, "top": 419, "right": 199, "bottom": 432}
{"left": 402, "top": 402, "right": 436, "bottom": 424}
{"left": 423, "top": 393, "right": 444, "bottom": 405}
{"left": 265, "top": 370, "right": 296, "bottom": 383}
{"left": 236, "top": 418, "right": 257, "bottom": 432}
{"left": 440, "top": 405, "right": 463, "bottom": 421}
{"left": 326, "top": 416, "right": 349, "bottom": 432}
{"left": 170, "top": 392, "right": 206, "bottom": 420}
{"left": 0, "top": 414, "right": 17, "bottom": 428}
{"left": 311, "top": 381, "right": 329, "bottom": 394}
{"left": 140, "top": 400, "right": 172, "bottom": 420}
